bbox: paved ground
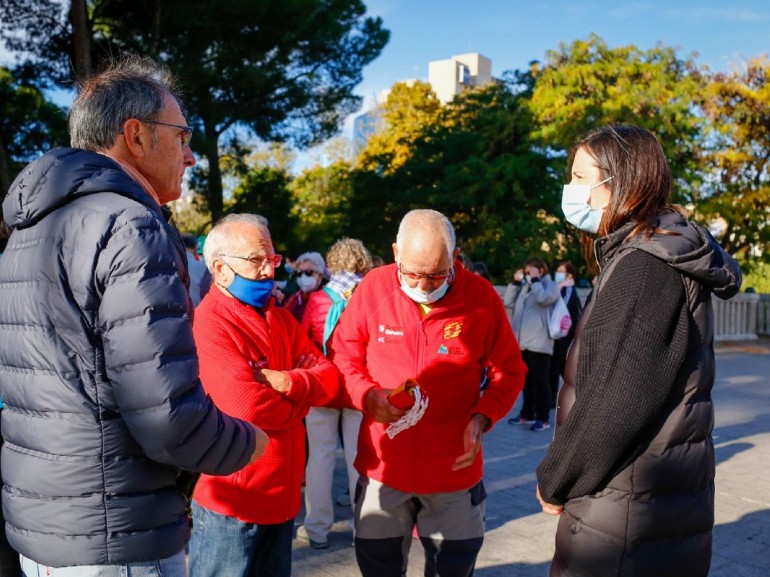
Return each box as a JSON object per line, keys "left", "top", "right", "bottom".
{"left": 290, "top": 338, "right": 770, "bottom": 577}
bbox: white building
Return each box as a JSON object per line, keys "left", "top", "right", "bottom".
{"left": 427, "top": 53, "right": 492, "bottom": 104}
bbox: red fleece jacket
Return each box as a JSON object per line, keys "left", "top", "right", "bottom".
{"left": 191, "top": 288, "right": 339, "bottom": 524}
{"left": 330, "top": 264, "right": 527, "bottom": 494}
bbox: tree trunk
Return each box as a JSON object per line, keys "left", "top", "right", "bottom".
{"left": 150, "top": 0, "right": 161, "bottom": 54}
{"left": 69, "top": 0, "right": 91, "bottom": 80}
{"left": 203, "top": 126, "right": 224, "bottom": 222}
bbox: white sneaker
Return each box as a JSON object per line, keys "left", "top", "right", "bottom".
{"left": 296, "top": 524, "right": 328, "bottom": 549}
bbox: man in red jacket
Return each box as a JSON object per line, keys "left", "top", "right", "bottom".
{"left": 188, "top": 213, "right": 339, "bottom": 577}
{"left": 330, "top": 209, "right": 527, "bottom": 577}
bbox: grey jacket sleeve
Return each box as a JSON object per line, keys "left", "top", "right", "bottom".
{"left": 95, "top": 211, "right": 255, "bottom": 475}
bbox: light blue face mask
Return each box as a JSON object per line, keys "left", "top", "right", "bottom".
{"left": 561, "top": 176, "right": 613, "bottom": 234}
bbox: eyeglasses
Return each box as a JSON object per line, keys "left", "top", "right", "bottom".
{"left": 398, "top": 263, "right": 451, "bottom": 281}
{"left": 297, "top": 270, "right": 318, "bottom": 277}
{"left": 221, "top": 253, "right": 283, "bottom": 269}
{"left": 138, "top": 120, "right": 194, "bottom": 146}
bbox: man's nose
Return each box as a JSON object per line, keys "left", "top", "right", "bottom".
{"left": 417, "top": 278, "right": 433, "bottom": 292}
{"left": 183, "top": 146, "right": 196, "bottom": 168}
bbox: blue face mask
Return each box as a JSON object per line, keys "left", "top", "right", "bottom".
{"left": 224, "top": 264, "right": 274, "bottom": 309}
{"left": 561, "top": 176, "right": 613, "bottom": 234}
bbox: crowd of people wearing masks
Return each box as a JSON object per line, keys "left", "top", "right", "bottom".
{"left": 0, "top": 55, "right": 743, "bottom": 577}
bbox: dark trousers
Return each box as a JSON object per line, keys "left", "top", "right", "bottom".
{"left": 0, "top": 410, "right": 21, "bottom": 577}
{"left": 549, "top": 338, "right": 572, "bottom": 406}
{"left": 520, "top": 350, "right": 552, "bottom": 422}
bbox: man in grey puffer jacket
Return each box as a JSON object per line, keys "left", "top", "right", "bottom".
{"left": 0, "top": 56, "right": 268, "bottom": 575}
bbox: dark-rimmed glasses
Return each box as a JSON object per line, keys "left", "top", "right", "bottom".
{"left": 138, "top": 120, "right": 194, "bottom": 146}
{"left": 398, "top": 263, "right": 451, "bottom": 281}
{"left": 221, "top": 254, "right": 283, "bottom": 269}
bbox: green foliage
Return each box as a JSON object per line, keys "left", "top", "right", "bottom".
{"left": 529, "top": 34, "right": 706, "bottom": 204}
{"left": 697, "top": 57, "right": 770, "bottom": 259}
{"left": 348, "top": 75, "right": 573, "bottom": 281}
{"left": 0, "top": 66, "right": 68, "bottom": 194}
{"left": 4, "top": 14, "right": 770, "bottom": 272}
{"left": 738, "top": 260, "right": 770, "bottom": 293}
{"left": 225, "top": 167, "right": 298, "bottom": 256}
{"left": 0, "top": 0, "right": 389, "bottom": 220}
{"left": 290, "top": 161, "right": 353, "bottom": 252}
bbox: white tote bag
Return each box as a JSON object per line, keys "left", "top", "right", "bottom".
{"left": 548, "top": 295, "right": 572, "bottom": 339}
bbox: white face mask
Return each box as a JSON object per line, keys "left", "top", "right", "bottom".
{"left": 400, "top": 278, "right": 449, "bottom": 304}
{"left": 561, "top": 176, "right": 613, "bottom": 234}
{"left": 297, "top": 273, "right": 319, "bottom": 292}
{"left": 554, "top": 271, "right": 567, "bottom": 283}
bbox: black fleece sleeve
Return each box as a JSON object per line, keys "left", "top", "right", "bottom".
{"left": 536, "top": 250, "right": 689, "bottom": 504}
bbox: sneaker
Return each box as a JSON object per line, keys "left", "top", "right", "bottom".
{"left": 530, "top": 420, "right": 550, "bottom": 432}
{"left": 336, "top": 490, "right": 351, "bottom": 507}
{"left": 296, "top": 525, "right": 329, "bottom": 549}
{"left": 507, "top": 415, "right": 534, "bottom": 425}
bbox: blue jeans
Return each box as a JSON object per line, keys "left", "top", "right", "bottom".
{"left": 19, "top": 550, "right": 186, "bottom": 577}
{"left": 189, "top": 502, "right": 293, "bottom": 577}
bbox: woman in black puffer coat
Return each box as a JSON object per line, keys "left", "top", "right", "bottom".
{"left": 535, "top": 124, "right": 742, "bottom": 577}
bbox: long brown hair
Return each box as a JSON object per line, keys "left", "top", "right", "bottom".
{"left": 567, "top": 124, "right": 684, "bottom": 270}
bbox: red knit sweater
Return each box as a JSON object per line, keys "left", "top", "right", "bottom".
{"left": 191, "top": 288, "right": 339, "bottom": 524}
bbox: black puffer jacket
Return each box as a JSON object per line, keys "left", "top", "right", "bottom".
{"left": 537, "top": 211, "right": 741, "bottom": 577}
{"left": 0, "top": 148, "right": 256, "bottom": 566}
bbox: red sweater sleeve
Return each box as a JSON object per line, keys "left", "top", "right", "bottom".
{"left": 193, "top": 294, "right": 339, "bottom": 431}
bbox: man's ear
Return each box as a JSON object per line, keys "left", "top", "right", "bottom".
{"left": 453, "top": 248, "right": 461, "bottom": 260}
{"left": 392, "top": 242, "right": 399, "bottom": 263}
{"left": 211, "top": 258, "right": 227, "bottom": 279}
{"left": 121, "top": 119, "right": 151, "bottom": 159}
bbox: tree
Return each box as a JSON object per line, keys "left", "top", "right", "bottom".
{"left": 348, "top": 73, "right": 563, "bottom": 279}
{"left": 348, "top": 81, "right": 445, "bottom": 258}
{"left": 528, "top": 34, "right": 707, "bottom": 205}
{"left": 0, "top": 66, "right": 68, "bottom": 194}
{"left": 356, "top": 81, "right": 444, "bottom": 174}
{"left": 0, "top": 0, "right": 389, "bottom": 221}
{"left": 698, "top": 57, "right": 770, "bottom": 260}
{"left": 290, "top": 161, "right": 353, "bottom": 252}
{"left": 225, "top": 167, "right": 297, "bottom": 255}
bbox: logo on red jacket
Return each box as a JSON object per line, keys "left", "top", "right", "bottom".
{"left": 443, "top": 321, "right": 462, "bottom": 339}
{"left": 377, "top": 324, "right": 405, "bottom": 344}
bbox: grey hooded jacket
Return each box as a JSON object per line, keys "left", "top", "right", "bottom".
{"left": 537, "top": 211, "right": 741, "bottom": 577}
{"left": 504, "top": 274, "right": 561, "bottom": 355}
{"left": 0, "top": 148, "right": 256, "bottom": 567}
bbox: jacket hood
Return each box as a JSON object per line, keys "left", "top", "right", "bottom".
{"left": 3, "top": 147, "right": 159, "bottom": 229}
{"left": 601, "top": 211, "right": 742, "bottom": 300}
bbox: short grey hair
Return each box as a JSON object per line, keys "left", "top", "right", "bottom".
{"left": 295, "top": 251, "right": 328, "bottom": 278}
{"left": 69, "top": 55, "right": 184, "bottom": 151}
{"left": 396, "top": 209, "right": 456, "bottom": 257}
{"left": 203, "top": 213, "right": 270, "bottom": 272}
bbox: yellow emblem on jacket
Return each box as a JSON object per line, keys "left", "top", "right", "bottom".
{"left": 443, "top": 321, "right": 462, "bottom": 339}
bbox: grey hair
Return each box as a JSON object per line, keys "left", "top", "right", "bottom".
{"left": 68, "top": 54, "right": 184, "bottom": 151}
{"left": 295, "top": 251, "right": 328, "bottom": 278}
{"left": 203, "top": 213, "right": 270, "bottom": 272}
{"left": 396, "top": 209, "right": 456, "bottom": 257}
